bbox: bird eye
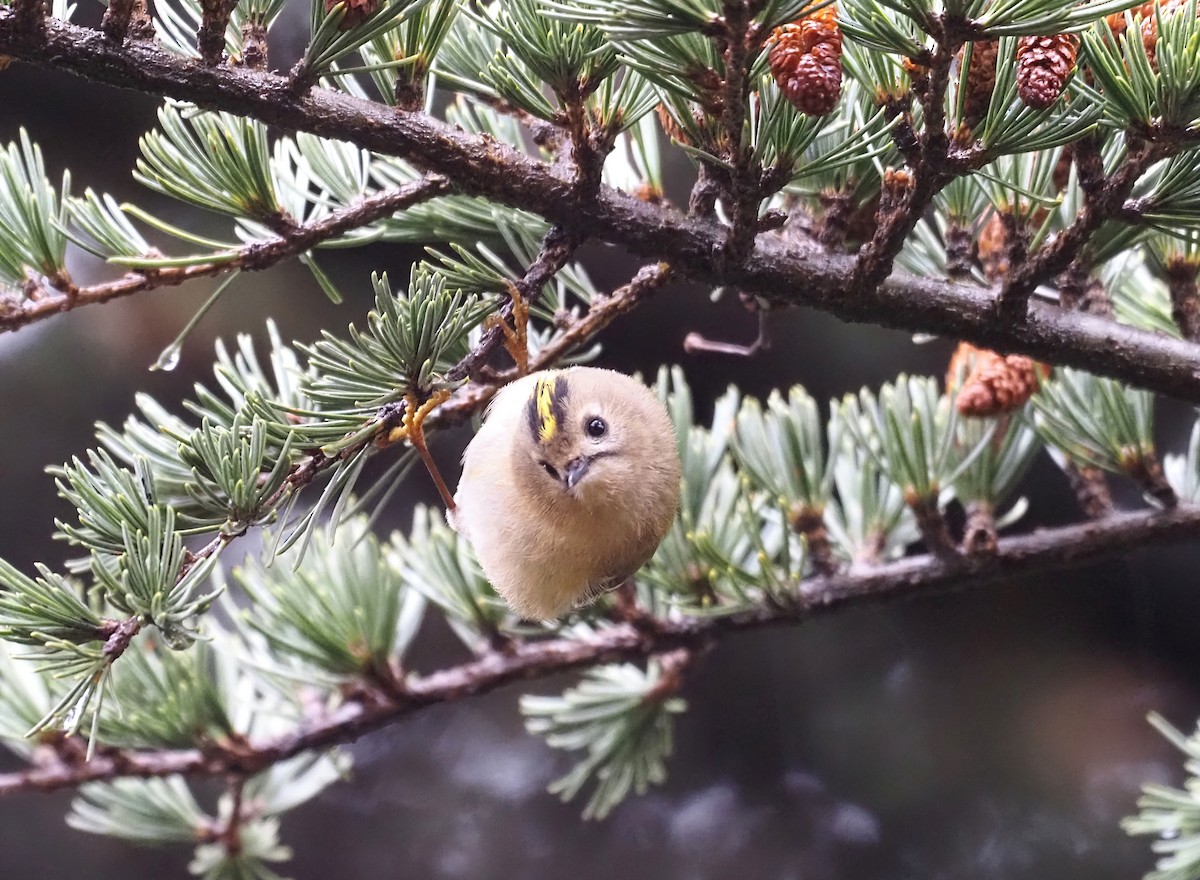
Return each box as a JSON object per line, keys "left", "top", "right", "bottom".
{"left": 585, "top": 417, "right": 607, "bottom": 439}
{"left": 541, "top": 462, "right": 560, "bottom": 481}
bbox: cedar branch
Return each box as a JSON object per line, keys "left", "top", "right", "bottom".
{"left": 2, "top": 503, "right": 1198, "bottom": 797}
{"left": 2, "top": 15, "right": 1200, "bottom": 400}
{"left": 0, "top": 176, "right": 452, "bottom": 333}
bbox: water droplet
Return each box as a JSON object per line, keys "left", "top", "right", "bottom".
{"left": 63, "top": 705, "right": 80, "bottom": 730}
{"left": 152, "top": 341, "right": 182, "bottom": 372}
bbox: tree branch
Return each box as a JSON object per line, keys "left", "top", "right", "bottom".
{"left": 0, "top": 176, "right": 452, "bottom": 333}
{"left": 3, "top": 15, "right": 1200, "bottom": 402}
{"left": 2, "top": 502, "right": 1198, "bottom": 798}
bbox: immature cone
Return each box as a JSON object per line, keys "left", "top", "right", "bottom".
{"left": 656, "top": 103, "right": 689, "bottom": 145}
{"left": 766, "top": 6, "right": 843, "bottom": 116}
{"left": 947, "top": 341, "right": 1049, "bottom": 418}
{"left": 1015, "top": 33, "right": 1079, "bottom": 109}
{"left": 329, "top": 0, "right": 379, "bottom": 29}
{"left": 1107, "top": 0, "right": 1157, "bottom": 37}
{"left": 977, "top": 212, "right": 1010, "bottom": 282}
{"left": 960, "top": 40, "right": 999, "bottom": 128}
{"left": 1138, "top": 0, "right": 1199, "bottom": 68}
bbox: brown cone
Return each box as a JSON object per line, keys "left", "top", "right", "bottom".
{"left": 1015, "top": 33, "right": 1079, "bottom": 110}
{"left": 766, "top": 6, "right": 843, "bottom": 117}
{"left": 960, "top": 40, "right": 999, "bottom": 128}
{"left": 947, "top": 341, "right": 1049, "bottom": 418}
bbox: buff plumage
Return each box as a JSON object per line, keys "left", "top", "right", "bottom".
{"left": 448, "top": 367, "right": 681, "bottom": 620}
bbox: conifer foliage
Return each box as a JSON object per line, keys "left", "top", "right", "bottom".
{"left": 3, "top": 0, "right": 1200, "bottom": 876}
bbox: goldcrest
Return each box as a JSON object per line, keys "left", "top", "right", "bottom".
{"left": 448, "top": 367, "right": 681, "bottom": 620}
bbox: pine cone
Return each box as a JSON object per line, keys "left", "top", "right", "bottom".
{"left": 656, "top": 103, "right": 689, "bottom": 144}
{"left": 1015, "top": 33, "right": 1079, "bottom": 109}
{"left": 1107, "top": 0, "right": 1157, "bottom": 37}
{"left": 329, "top": 0, "right": 378, "bottom": 29}
{"left": 960, "top": 40, "right": 999, "bottom": 128}
{"left": 1138, "top": 0, "right": 1197, "bottom": 68}
{"left": 947, "top": 342, "right": 1049, "bottom": 418}
{"left": 1052, "top": 144, "right": 1073, "bottom": 191}
{"left": 766, "top": 6, "right": 843, "bottom": 117}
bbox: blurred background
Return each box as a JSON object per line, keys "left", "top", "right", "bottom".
{"left": 3, "top": 7, "right": 1200, "bottom": 877}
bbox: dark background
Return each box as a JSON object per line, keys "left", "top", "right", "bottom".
{"left": 3, "top": 8, "right": 1200, "bottom": 877}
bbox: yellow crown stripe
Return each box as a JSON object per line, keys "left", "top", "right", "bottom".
{"left": 535, "top": 377, "right": 558, "bottom": 442}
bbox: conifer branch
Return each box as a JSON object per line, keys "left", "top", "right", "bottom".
{"left": 0, "top": 177, "right": 452, "bottom": 333}
{"left": 2, "top": 502, "right": 1198, "bottom": 799}
{"left": 4, "top": 13, "right": 1200, "bottom": 401}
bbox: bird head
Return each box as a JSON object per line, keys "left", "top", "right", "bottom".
{"left": 516, "top": 369, "right": 676, "bottom": 510}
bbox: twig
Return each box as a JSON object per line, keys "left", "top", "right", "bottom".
{"left": 849, "top": 26, "right": 961, "bottom": 296}
{"left": 11, "top": 0, "right": 45, "bottom": 33}
{"left": 4, "top": 503, "right": 1200, "bottom": 798}
{"left": 439, "top": 262, "right": 675, "bottom": 422}
{"left": 997, "top": 140, "right": 1165, "bottom": 321}
{"left": 1165, "top": 259, "right": 1200, "bottom": 342}
{"left": 684, "top": 305, "right": 769, "bottom": 357}
{"left": 1062, "top": 461, "right": 1116, "bottom": 520}
{"left": 715, "top": 0, "right": 760, "bottom": 261}
{"left": 101, "top": 0, "right": 134, "bottom": 43}
{"left": 3, "top": 16, "right": 1200, "bottom": 401}
{"left": 197, "top": 0, "right": 237, "bottom": 66}
{"left": 445, "top": 225, "right": 582, "bottom": 383}
{"left": 0, "top": 177, "right": 451, "bottom": 334}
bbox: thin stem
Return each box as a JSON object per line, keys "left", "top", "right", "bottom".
{"left": 716, "top": 0, "right": 760, "bottom": 262}
{"left": 997, "top": 141, "right": 1164, "bottom": 321}
{"left": 1166, "top": 260, "right": 1200, "bottom": 342}
{"left": 0, "top": 176, "right": 452, "bottom": 333}
{"left": 849, "top": 26, "right": 961, "bottom": 296}
{"left": 445, "top": 225, "right": 582, "bottom": 383}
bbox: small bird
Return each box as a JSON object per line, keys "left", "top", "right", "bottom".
{"left": 449, "top": 367, "right": 681, "bottom": 621}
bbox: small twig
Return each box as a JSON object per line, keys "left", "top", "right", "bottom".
{"left": 5, "top": 504, "right": 1200, "bottom": 798}
{"left": 997, "top": 140, "right": 1165, "bottom": 322}
{"left": 905, "top": 491, "right": 960, "bottom": 560}
{"left": 101, "top": 0, "right": 134, "bottom": 43}
{"left": 1123, "top": 451, "right": 1178, "bottom": 510}
{"left": 684, "top": 305, "right": 770, "bottom": 357}
{"left": 237, "top": 19, "right": 267, "bottom": 70}
{"left": 1058, "top": 261, "right": 1113, "bottom": 317}
{"left": 1062, "top": 461, "right": 1115, "bottom": 520}
{"left": 98, "top": 617, "right": 142, "bottom": 661}
{"left": 0, "top": 177, "right": 452, "bottom": 334}
{"left": 444, "top": 225, "right": 582, "bottom": 383}
{"left": 197, "top": 0, "right": 238, "bottom": 66}
{"left": 11, "top": 0, "right": 45, "bottom": 33}
{"left": 787, "top": 503, "right": 840, "bottom": 576}
{"left": 816, "top": 190, "right": 855, "bottom": 251}
{"left": 945, "top": 223, "right": 976, "bottom": 280}
{"left": 1165, "top": 259, "right": 1200, "bottom": 342}
{"left": 562, "top": 94, "right": 607, "bottom": 197}
{"left": 715, "top": 0, "right": 761, "bottom": 262}
{"left": 962, "top": 500, "right": 997, "bottom": 556}
{"left": 220, "top": 776, "right": 246, "bottom": 858}
{"left": 644, "top": 648, "right": 696, "bottom": 704}
{"left": 849, "top": 30, "right": 961, "bottom": 296}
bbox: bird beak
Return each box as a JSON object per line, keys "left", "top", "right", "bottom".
{"left": 564, "top": 456, "right": 591, "bottom": 489}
